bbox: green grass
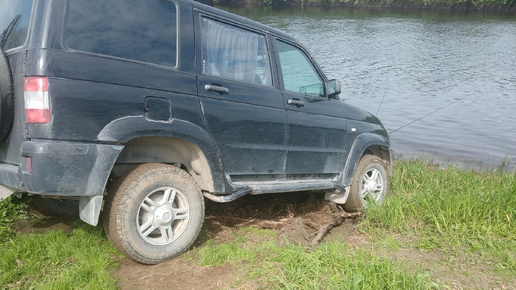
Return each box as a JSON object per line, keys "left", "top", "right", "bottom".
{"left": 0, "top": 196, "right": 28, "bottom": 242}
{"left": 190, "top": 226, "right": 436, "bottom": 289}
{"left": 267, "top": 0, "right": 515, "bottom": 6}
{"left": 0, "top": 197, "right": 119, "bottom": 289}
{"left": 190, "top": 160, "right": 516, "bottom": 288}
{"left": 196, "top": 227, "right": 281, "bottom": 266}
{"left": 267, "top": 242, "right": 435, "bottom": 289}
{"left": 1, "top": 160, "right": 515, "bottom": 288}
{"left": 364, "top": 160, "right": 516, "bottom": 272}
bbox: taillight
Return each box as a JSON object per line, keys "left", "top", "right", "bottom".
{"left": 24, "top": 77, "right": 50, "bottom": 124}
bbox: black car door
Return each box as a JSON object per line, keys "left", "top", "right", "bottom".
{"left": 274, "top": 39, "right": 348, "bottom": 178}
{"left": 196, "top": 16, "right": 287, "bottom": 180}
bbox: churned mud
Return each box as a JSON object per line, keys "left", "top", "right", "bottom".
{"left": 113, "top": 191, "right": 364, "bottom": 289}
{"left": 15, "top": 191, "right": 514, "bottom": 289}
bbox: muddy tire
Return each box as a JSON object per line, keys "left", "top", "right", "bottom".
{"left": 29, "top": 195, "right": 78, "bottom": 216}
{"left": 344, "top": 154, "right": 390, "bottom": 212}
{"left": 0, "top": 50, "right": 14, "bottom": 141}
{"left": 103, "top": 163, "right": 204, "bottom": 264}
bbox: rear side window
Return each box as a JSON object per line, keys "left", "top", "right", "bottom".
{"left": 201, "top": 17, "right": 273, "bottom": 87}
{"left": 65, "top": 0, "right": 177, "bottom": 67}
{"left": 0, "top": 0, "right": 33, "bottom": 50}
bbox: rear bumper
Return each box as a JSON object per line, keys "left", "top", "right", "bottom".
{"left": 0, "top": 140, "right": 123, "bottom": 197}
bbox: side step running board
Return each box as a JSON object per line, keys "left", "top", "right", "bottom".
{"left": 203, "top": 179, "right": 337, "bottom": 203}
{"left": 203, "top": 187, "right": 253, "bottom": 203}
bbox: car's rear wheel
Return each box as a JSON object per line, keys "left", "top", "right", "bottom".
{"left": 103, "top": 163, "right": 204, "bottom": 264}
{"left": 0, "top": 50, "right": 15, "bottom": 141}
{"left": 344, "top": 154, "right": 390, "bottom": 212}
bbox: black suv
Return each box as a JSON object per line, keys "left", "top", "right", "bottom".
{"left": 0, "top": 0, "right": 391, "bottom": 264}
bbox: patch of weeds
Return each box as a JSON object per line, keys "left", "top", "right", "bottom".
{"left": 416, "top": 235, "right": 443, "bottom": 251}
{"left": 191, "top": 225, "right": 438, "bottom": 289}
{"left": 0, "top": 196, "right": 30, "bottom": 241}
{"left": 0, "top": 220, "right": 119, "bottom": 289}
{"left": 378, "top": 235, "right": 404, "bottom": 251}
{"left": 194, "top": 226, "right": 279, "bottom": 266}
{"left": 363, "top": 160, "right": 516, "bottom": 278}
{"left": 265, "top": 241, "right": 437, "bottom": 289}
{"left": 493, "top": 246, "right": 516, "bottom": 273}
{"left": 369, "top": 233, "right": 405, "bottom": 252}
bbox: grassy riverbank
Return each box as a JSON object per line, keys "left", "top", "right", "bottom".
{"left": 208, "top": 0, "right": 516, "bottom": 13}
{"left": 1, "top": 160, "right": 515, "bottom": 288}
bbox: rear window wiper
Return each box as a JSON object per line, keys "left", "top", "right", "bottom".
{"left": 0, "top": 15, "right": 21, "bottom": 48}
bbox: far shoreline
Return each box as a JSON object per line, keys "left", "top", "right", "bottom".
{"left": 200, "top": 0, "right": 516, "bottom": 14}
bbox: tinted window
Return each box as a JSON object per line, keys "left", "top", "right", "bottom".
{"left": 65, "top": 0, "right": 177, "bottom": 67}
{"left": 0, "top": 0, "right": 33, "bottom": 50}
{"left": 276, "top": 40, "right": 323, "bottom": 97}
{"left": 201, "top": 17, "right": 272, "bottom": 87}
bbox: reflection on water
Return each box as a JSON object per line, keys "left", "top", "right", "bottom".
{"left": 224, "top": 7, "right": 516, "bottom": 171}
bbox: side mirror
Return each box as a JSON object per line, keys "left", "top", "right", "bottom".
{"left": 327, "top": 79, "right": 341, "bottom": 99}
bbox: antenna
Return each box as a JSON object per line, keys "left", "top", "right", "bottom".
{"left": 389, "top": 98, "right": 463, "bottom": 134}
{"left": 376, "top": 77, "right": 392, "bottom": 116}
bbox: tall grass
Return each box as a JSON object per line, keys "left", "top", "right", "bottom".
{"left": 267, "top": 242, "right": 435, "bottom": 289}
{"left": 196, "top": 227, "right": 281, "bottom": 266}
{"left": 365, "top": 160, "right": 516, "bottom": 270}
{"left": 256, "top": 0, "right": 515, "bottom": 7}
{"left": 0, "top": 196, "right": 28, "bottom": 241}
{"left": 1, "top": 225, "right": 119, "bottom": 289}
{"left": 1, "top": 160, "right": 515, "bottom": 288}
{"left": 192, "top": 226, "right": 436, "bottom": 289}
{"left": 0, "top": 197, "right": 119, "bottom": 289}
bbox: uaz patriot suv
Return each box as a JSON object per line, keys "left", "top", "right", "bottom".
{"left": 0, "top": 0, "right": 391, "bottom": 264}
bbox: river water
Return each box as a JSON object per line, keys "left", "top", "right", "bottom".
{"left": 223, "top": 7, "right": 516, "bottom": 171}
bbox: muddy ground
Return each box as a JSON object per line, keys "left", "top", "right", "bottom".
{"left": 113, "top": 191, "right": 367, "bottom": 290}
{"left": 19, "top": 191, "right": 515, "bottom": 289}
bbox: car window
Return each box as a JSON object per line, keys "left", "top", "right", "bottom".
{"left": 0, "top": 0, "right": 33, "bottom": 50}
{"left": 201, "top": 17, "right": 272, "bottom": 87}
{"left": 275, "top": 40, "right": 324, "bottom": 97}
{"left": 65, "top": 0, "right": 177, "bottom": 67}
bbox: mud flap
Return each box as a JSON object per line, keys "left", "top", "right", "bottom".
{"left": 79, "top": 195, "right": 103, "bottom": 226}
{"left": 324, "top": 186, "right": 350, "bottom": 204}
{"left": 0, "top": 184, "right": 16, "bottom": 201}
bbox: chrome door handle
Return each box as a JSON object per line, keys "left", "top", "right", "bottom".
{"left": 288, "top": 98, "right": 304, "bottom": 107}
{"left": 205, "top": 84, "right": 229, "bottom": 95}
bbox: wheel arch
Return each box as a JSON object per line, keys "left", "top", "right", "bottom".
{"left": 114, "top": 136, "right": 217, "bottom": 193}
{"left": 341, "top": 133, "right": 392, "bottom": 187}
{"left": 98, "top": 116, "right": 225, "bottom": 193}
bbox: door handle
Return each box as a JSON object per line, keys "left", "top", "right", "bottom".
{"left": 288, "top": 98, "right": 305, "bottom": 107}
{"left": 205, "top": 84, "right": 229, "bottom": 95}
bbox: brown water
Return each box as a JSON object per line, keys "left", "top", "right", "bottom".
{"left": 225, "top": 7, "right": 516, "bottom": 171}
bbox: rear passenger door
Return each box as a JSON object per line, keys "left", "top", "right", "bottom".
{"left": 195, "top": 15, "right": 287, "bottom": 180}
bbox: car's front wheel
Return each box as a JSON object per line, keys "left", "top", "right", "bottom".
{"left": 103, "top": 163, "right": 204, "bottom": 264}
{"left": 344, "top": 154, "right": 390, "bottom": 212}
